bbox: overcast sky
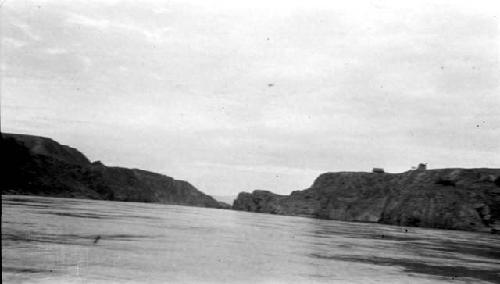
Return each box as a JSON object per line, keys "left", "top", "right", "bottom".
{"left": 1, "top": 0, "right": 499, "bottom": 196}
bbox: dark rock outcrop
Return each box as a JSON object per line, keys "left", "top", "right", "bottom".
{"left": 1, "top": 133, "right": 228, "bottom": 208}
{"left": 233, "top": 169, "right": 500, "bottom": 232}
{"left": 232, "top": 190, "right": 287, "bottom": 214}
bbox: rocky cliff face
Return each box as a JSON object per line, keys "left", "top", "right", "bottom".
{"left": 1, "top": 133, "right": 228, "bottom": 208}
{"left": 233, "top": 169, "right": 500, "bottom": 232}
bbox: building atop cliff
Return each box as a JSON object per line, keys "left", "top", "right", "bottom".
{"left": 417, "top": 163, "right": 427, "bottom": 171}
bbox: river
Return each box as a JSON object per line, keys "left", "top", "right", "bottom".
{"left": 2, "top": 195, "right": 500, "bottom": 283}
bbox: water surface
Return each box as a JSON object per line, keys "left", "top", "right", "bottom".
{"left": 2, "top": 195, "right": 500, "bottom": 283}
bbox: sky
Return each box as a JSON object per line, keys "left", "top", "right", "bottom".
{"left": 1, "top": 0, "right": 499, "bottom": 196}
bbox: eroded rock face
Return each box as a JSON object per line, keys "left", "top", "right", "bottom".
{"left": 1, "top": 133, "right": 227, "bottom": 209}
{"left": 232, "top": 190, "right": 286, "bottom": 213}
{"left": 233, "top": 169, "right": 500, "bottom": 232}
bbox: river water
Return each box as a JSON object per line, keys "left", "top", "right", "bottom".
{"left": 2, "top": 195, "right": 500, "bottom": 283}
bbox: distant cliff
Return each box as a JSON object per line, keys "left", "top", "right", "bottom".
{"left": 1, "top": 133, "right": 229, "bottom": 209}
{"left": 233, "top": 169, "right": 500, "bottom": 232}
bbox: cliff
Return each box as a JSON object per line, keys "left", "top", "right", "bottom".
{"left": 233, "top": 169, "right": 500, "bottom": 232}
{"left": 1, "top": 133, "right": 229, "bottom": 208}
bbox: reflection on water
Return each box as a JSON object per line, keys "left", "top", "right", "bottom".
{"left": 2, "top": 195, "right": 500, "bottom": 283}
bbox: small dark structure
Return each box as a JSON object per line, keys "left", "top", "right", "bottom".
{"left": 372, "top": 168, "right": 385, "bottom": 174}
{"left": 417, "top": 163, "right": 427, "bottom": 171}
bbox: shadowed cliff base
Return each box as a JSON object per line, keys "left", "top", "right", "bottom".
{"left": 233, "top": 169, "right": 500, "bottom": 232}
{"left": 0, "top": 133, "right": 230, "bottom": 209}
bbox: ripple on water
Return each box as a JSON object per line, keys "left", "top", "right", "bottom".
{"left": 2, "top": 195, "right": 500, "bottom": 283}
